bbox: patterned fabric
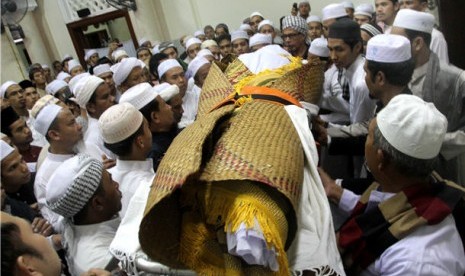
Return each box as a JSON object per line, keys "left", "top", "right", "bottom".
{"left": 338, "top": 68, "right": 350, "bottom": 101}
{"left": 338, "top": 179, "right": 465, "bottom": 274}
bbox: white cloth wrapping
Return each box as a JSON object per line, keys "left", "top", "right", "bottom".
{"left": 179, "top": 82, "right": 200, "bottom": 128}
{"left": 284, "top": 105, "right": 345, "bottom": 275}
{"left": 238, "top": 45, "right": 291, "bottom": 74}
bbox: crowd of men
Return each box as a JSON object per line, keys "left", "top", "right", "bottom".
{"left": 1, "top": 0, "right": 464, "bottom": 275}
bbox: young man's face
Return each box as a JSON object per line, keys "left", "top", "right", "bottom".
{"left": 299, "top": 3, "right": 311, "bottom": 17}
{"left": 218, "top": 39, "right": 232, "bottom": 57}
{"left": 137, "top": 49, "right": 152, "bottom": 63}
{"left": 375, "top": 0, "right": 399, "bottom": 25}
{"left": 1, "top": 149, "right": 31, "bottom": 193}
{"left": 259, "top": 25, "right": 275, "bottom": 38}
{"left": 194, "top": 63, "right": 211, "bottom": 88}
{"left": 99, "top": 170, "right": 122, "bottom": 218}
{"left": 354, "top": 15, "right": 371, "bottom": 26}
{"left": 50, "top": 108, "right": 83, "bottom": 148}
{"left": 232, "top": 39, "right": 250, "bottom": 56}
{"left": 167, "top": 94, "right": 184, "bottom": 123}
{"left": 187, "top": 43, "right": 201, "bottom": 59}
{"left": 249, "top": 15, "right": 263, "bottom": 32}
{"left": 153, "top": 95, "right": 175, "bottom": 132}
{"left": 163, "top": 67, "right": 187, "bottom": 97}
{"left": 24, "top": 87, "right": 40, "bottom": 110}
{"left": 88, "top": 83, "right": 115, "bottom": 118}
{"left": 89, "top": 53, "right": 99, "bottom": 66}
{"left": 5, "top": 84, "right": 26, "bottom": 111}
{"left": 308, "top": 22, "right": 323, "bottom": 40}
{"left": 69, "top": 66, "right": 84, "bottom": 77}
{"left": 32, "top": 70, "right": 46, "bottom": 85}
{"left": 399, "top": 0, "right": 426, "bottom": 11}
{"left": 162, "top": 47, "right": 178, "bottom": 60}
{"left": 204, "top": 27, "right": 215, "bottom": 39}
{"left": 9, "top": 118, "right": 33, "bottom": 146}
{"left": 328, "top": 38, "right": 361, "bottom": 69}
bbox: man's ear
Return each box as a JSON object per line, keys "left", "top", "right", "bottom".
{"left": 412, "top": 37, "right": 424, "bottom": 53}
{"left": 150, "top": 111, "right": 159, "bottom": 125}
{"left": 16, "top": 255, "right": 41, "bottom": 276}
{"left": 47, "top": 129, "right": 60, "bottom": 142}
{"left": 376, "top": 71, "right": 386, "bottom": 86}
{"left": 377, "top": 148, "right": 387, "bottom": 171}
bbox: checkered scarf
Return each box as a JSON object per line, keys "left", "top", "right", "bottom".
{"left": 338, "top": 179, "right": 465, "bottom": 275}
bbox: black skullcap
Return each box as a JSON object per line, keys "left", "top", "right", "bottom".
{"left": 1, "top": 106, "right": 20, "bottom": 135}
{"left": 328, "top": 18, "right": 361, "bottom": 40}
{"left": 18, "top": 80, "right": 34, "bottom": 89}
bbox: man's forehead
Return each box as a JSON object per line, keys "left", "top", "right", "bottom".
{"left": 282, "top": 28, "right": 299, "bottom": 34}
{"left": 327, "top": 38, "right": 347, "bottom": 47}
{"left": 7, "top": 84, "right": 22, "bottom": 93}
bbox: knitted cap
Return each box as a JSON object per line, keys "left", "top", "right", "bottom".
{"left": 99, "top": 102, "right": 144, "bottom": 144}
{"left": 282, "top": 16, "right": 308, "bottom": 35}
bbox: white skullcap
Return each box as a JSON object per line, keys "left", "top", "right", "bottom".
{"left": 239, "top": 24, "right": 252, "bottom": 31}
{"left": 342, "top": 1, "right": 354, "bottom": 9}
{"left": 1, "top": 81, "right": 17, "bottom": 98}
{"left": 154, "top": 83, "right": 180, "bottom": 102}
{"left": 99, "top": 102, "right": 143, "bottom": 144}
{"left": 239, "top": 45, "right": 291, "bottom": 74}
{"left": 231, "top": 30, "right": 249, "bottom": 43}
{"left": 258, "top": 20, "right": 274, "bottom": 31}
{"left": 56, "top": 71, "right": 71, "bottom": 81}
{"left": 74, "top": 75, "right": 104, "bottom": 108}
{"left": 393, "top": 9, "right": 435, "bottom": 34}
{"left": 159, "top": 42, "right": 176, "bottom": 53}
{"left": 322, "top": 3, "right": 347, "bottom": 21}
{"left": 34, "top": 104, "right": 63, "bottom": 136}
{"left": 249, "top": 33, "right": 273, "bottom": 48}
{"left": 30, "top": 95, "right": 60, "bottom": 119}
{"left": 354, "top": 4, "right": 374, "bottom": 17}
{"left": 0, "top": 140, "right": 14, "bottom": 161}
{"left": 201, "top": 39, "right": 218, "bottom": 49}
{"left": 119, "top": 82, "right": 156, "bottom": 110}
{"left": 84, "top": 49, "right": 98, "bottom": 61}
{"left": 197, "top": 49, "right": 213, "bottom": 58}
{"left": 309, "top": 38, "right": 329, "bottom": 57}
{"left": 152, "top": 44, "right": 160, "bottom": 55}
{"left": 42, "top": 64, "right": 50, "bottom": 69}
{"left": 112, "top": 49, "right": 129, "bottom": 61}
{"left": 68, "top": 72, "right": 91, "bottom": 95}
{"left": 194, "top": 30, "right": 205, "bottom": 37}
{"left": 67, "top": 59, "right": 82, "bottom": 72}
{"left": 377, "top": 94, "right": 447, "bottom": 159}
{"left": 157, "top": 59, "right": 182, "bottom": 78}
{"left": 186, "top": 56, "right": 210, "bottom": 79}
{"left": 93, "top": 64, "right": 112, "bottom": 77}
{"left": 138, "top": 37, "right": 150, "bottom": 46}
{"left": 306, "top": 15, "right": 322, "bottom": 24}
{"left": 366, "top": 34, "right": 411, "bottom": 63}
{"left": 46, "top": 80, "right": 68, "bottom": 95}
{"left": 46, "top": 154, "right": 104, "bottom": 218}
{"left": 185, "top": 37, "right": 202, "bottom": 50}
{"left": 299, "top": 1, "right": 310, "bottom": 5}
{"left": 250, "top": 11, "right": 264, "bottom": 19}
{"left": 112, "top": 57, "right": 142, "bottom": 86}
{"left": 62, "top": 54, "right": 72, "bottom": 62}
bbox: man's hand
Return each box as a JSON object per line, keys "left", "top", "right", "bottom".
{"left": 102, "top": 155, "right": 116, "bottom": 169}
{"left": 317, "top": 167, "right": 343, "bottom": 204}
{"left": 31, "top": 217, "right": 53, "bottom": 236}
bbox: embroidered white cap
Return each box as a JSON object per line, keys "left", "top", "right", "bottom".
{"left": 154, "top": 83, "right": 180, "bottom": 102}
{"left": 119, "top": 82, "right": 156, "bottom": 110}
{"left": 67, "top": 59, "right": 82, "bottom": 72}
{"left": 393, "top": 9, "right": 435, "bottom": 34}
{"left": 157, "top": 59, "right": 182, "bottom": 79}
{"left": 56, "top": 72, "right": 71, "bottom": 82}
{"left": 231, "top": 30, "right": 249, "bottom": 43}
{"left": 341, "top": 1, "right": 354, "bottom": 9}
{"left": 99, "top": 102, "right": 144, "bottom": 144}
{"left": 366, "top": 34, "right": 411, "bottom": 63}
{"left": 322, "top": 3, "right": 347, "bottom": 21}
{"left": 84, "top": 49, "right": 98, "bottom": 61}
{"left": 185, "top": 37, "right": 202, "bottom": 51}
{"left": 309, "top": 38, "right": 329, "bottom": 57}
{"left": 354, "top": 3, "right": 374, "bottom": 18}
{"left": 112, "top": 57, "right": 142, "bottom": 86}
{"left": 249, "top": 33, "right": 273, "bottom": 48}
{"left": 1, "top": 81, "right": 17, "bottom": 98}
{"left": 258, "top": 19, "right": 274, "bottom": 31}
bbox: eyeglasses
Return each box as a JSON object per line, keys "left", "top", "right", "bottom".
{"left": 281, "top": 32, "right": 302, "bottom": 40}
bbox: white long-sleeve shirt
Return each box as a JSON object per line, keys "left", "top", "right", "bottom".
{"left": 431, "top": 28, "right": 449, "bottom": 64}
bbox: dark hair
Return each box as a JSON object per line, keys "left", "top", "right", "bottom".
{"left": 204, "top": 25, "right": 214, "bottom": 31}
{"left": 404, "top": 28, "right": 432, "bottom": 48}
{"left": 216, "top": 34, "right": 232, "bottom": 44}
{"left": 2, "top": 222, "right": 43, "bottom": 274}
{"left": 344, "top": 38, "right": 362, "bottom": 50}
{"left": 149, "top": 53, "right": 169, "bottom": 77}
{"left": 367, "top": 58, "right": 415, "bottom": 86}
{"left": 137, "top": 47, "right": 152, "bottom": 57}
{"left": 104, "top": 121, "right": 145, "bottom": 156}
{"left": 215, "top": 23, "right": 230, "bottom": 34}
{"left": 89, "top": 57, "right": 114, "bottom": 75}
{"left": 61, "top": 57, "right": 72, "bottom": 68}
{"left": 28, "top": 65, "right": 43, "bottom": 81}
{"left": 18, "top": 80, "right": 34, "bottom": 89}
{"left": 139, "top": 98, "right": 160, "bottom": 124}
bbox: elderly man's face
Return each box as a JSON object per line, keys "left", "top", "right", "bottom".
{"left": 282, "top": 28, "right": 306, "bottom": 56}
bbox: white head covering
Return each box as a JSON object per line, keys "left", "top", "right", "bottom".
{"left": 68, "top": 72, "right": 91, "bottom": 95}
{"left": 186, "top": 56, "right": 210, "bottom": 79}
{"left": 231, "top": 30, "right": 249, "bottom": 43}
{"left": 84, "top": 49, "right": 98, "bottom": 61}
{"left": 152, "top": 44, "right": 160, "bottom": 55}
{"left": 201, "top": 40, "right": 218, "bottom": 49}
{"left": 157, "top": 59, "right": 182, "bottom": 79}
{"left": 138, "top": 37, "right": 150, "bottom": 46}
{"left": 42, "top": 64, "right": 50, "bottom": 69}
{"left": 112, "top": 57, "right": 142, "bottom": 86}
{"left": 93, "top": 64, "right": 112, "bottom": 77}
{"left": 56, "top": 72, "right": 71, "bottom": 81}
{"left": 67, "top": 59, "right": 82, "bottom": 72}
{"left": 239, "top": 45, "right": 291, "bottom": 74}
{"left": 34, "top": 104, "right": 63, "bottom": 136}
{"left": 185, "top": 37, "right": 202, "bottom": 51}
{"left": 309, "top": 38, "right": 329, "bottom": 57}
{"left": 239, "top": 24, "right": 252, "bottom": 32}
{"left": 306, "top": 15, "right": 322, "bottom": 24}
{"left": 46, "top": 80, "right": 68, "bottom": 95}
{"left": 46, "top": 154, "right": 104, "bottom": 218}
{"left": 250, "top": 11, "right": 264, "bottom": 19}
{"left": 197, "top": 49, "right": 214, "bottom": 58}
{"left": 393, "top": 9, "right": 435, "bottom": 34}
{"left": 249, "top": 33, "right": 273, "bottom": 48}
{"left": 154, "top": 83, "right": 180, "bottom": 102}
{"left": 258, "top": 20, "right": 274, "bottom": 31}
{"left": 1, "top": 81, "right": 17, "bottom": 98}
{"left": 341, "top": 1, "right": 354, "bottom": 9}
{"left": 99, "top": 102, "right": 143, "bottom": 144}
{"left": 31, "top": 95, "right": 60, "bottom": 119}
{"left": 119, "top": 82, "right": 156, "bottom": 110}
{"left": 112, "top": 49, "right": 129, "bottom": 62}
{"left": 354, "top": 4, "right": 374, "bottom": 18}
{"left": 74, "top": 75, "right": 104, "bottom": 108}
{"left": 0, "top": 140, "right": 14, "bottom": 161}
{"left": 366, "top": 34, "right": 411, "bottom": 63}
{"left": 322, "top": 3, "right": 347, "bottom": 21}
{"left": 377, "top": 94, "right": 447, "bottom": 159}
{"left": 194, "top": 30, "right": 205, "bottom": 37}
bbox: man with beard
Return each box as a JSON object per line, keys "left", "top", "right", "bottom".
{"left": 281, "top": 15, "right": 309, "bottom": 58}
{"left": 119, "top": 83, "right": 176, "bottom": 171}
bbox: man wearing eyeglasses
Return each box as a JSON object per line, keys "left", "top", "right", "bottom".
{"left": 281, "top": 15, "right": 309, "bottom": 58}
